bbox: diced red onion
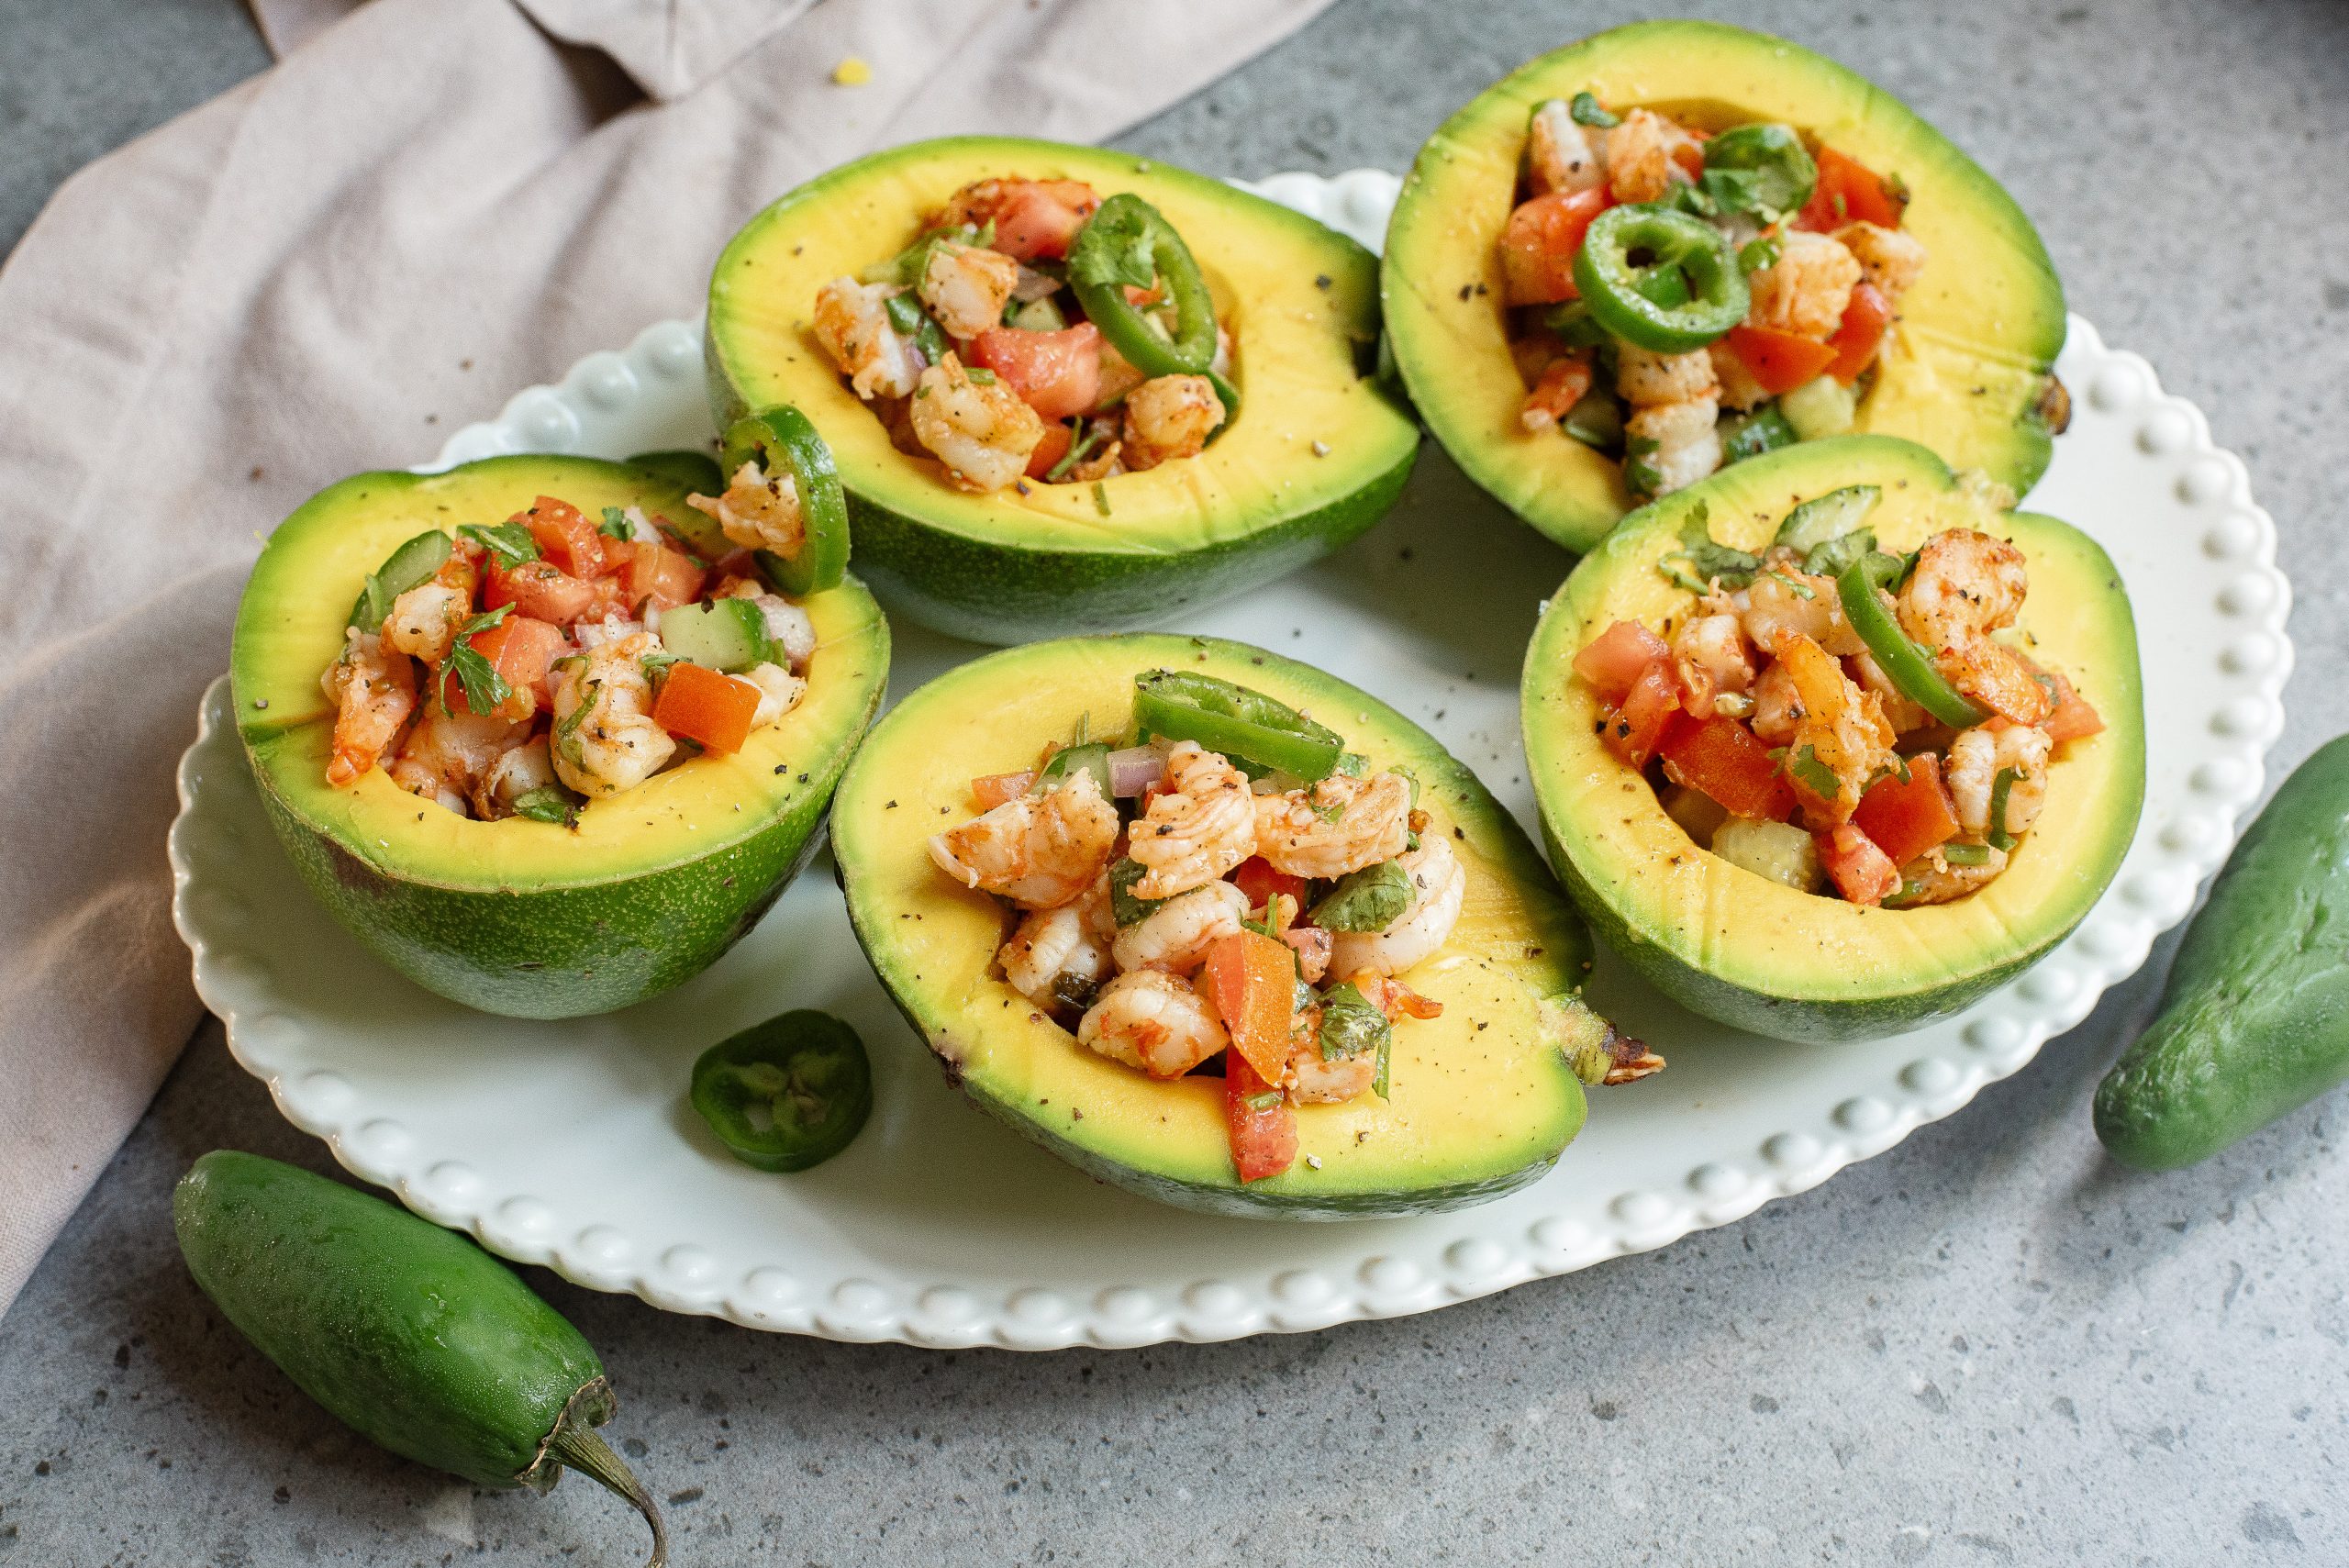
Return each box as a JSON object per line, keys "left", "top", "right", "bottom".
{"left": 1011, "top": 266, "right": 1062, "bottom": 303}
{"left": 573, "top": 615, "right": 642, "bottom": 650}
{"left": 1107, "top": 745, "right": 1165, "bottom": 797}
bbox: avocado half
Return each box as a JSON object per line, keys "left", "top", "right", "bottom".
{"left": 1384, "top": 20, "right": 2068, "bottom": 554}
{"left": 833, "top": 634, "right": 1598, "bottom": 1218}
{"left": 706, "top": 136, "right": 1420, "bottom": 645}
{"left": 1522, "top": 436, "right": 2143, "bottom": 1041}
{"left": 230, "top": 454, "right": 891, "bottom": 1018}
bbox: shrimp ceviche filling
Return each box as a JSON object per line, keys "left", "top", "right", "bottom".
{"left": 812, "top": 176, "right": 1238, "bottom": 495}
{"left": 926, "top": 671, "right": 1465, "bottom": 1184}
{"left": 1504, "top": 92, "right": 1928, "bottom": 498}
{"left": 1573, "top": 487, "right": 2105, "bottom": 908}
{"left": 321, "top": 494, "right": 819, "bottom": 819}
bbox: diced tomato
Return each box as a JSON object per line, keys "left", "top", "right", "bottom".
{"left": 1231, "top": 856, "right": 1308, "bottom": 911}
{"left": 1121, "top": 283, "right": 1166, "bottom": 307}
{"left": 1223, "top": 1047, "right": 1297, "bottom": 1184}
{"left": 1026, "top": 420, "right": 1074, "bottom": 480}
{"left": 1500, "top": 186, "right": 1611, "bottom": 306}
{"left": 1796, "top": 146, "right": 1907, "bottom": 232}
{"left": 1670, "top": 139, "right": 1708, "bottom": 180}
{"left": 1202, "top": 930, "right": 1297, "bottom": 1087}
{"left": 1359, "top": 975, "right": 1443, "bottom": 1021}
{"left": 477, "top": 614, "right": 566, "bottom": 709}
{"left": 615, "top": 538, "right": 706, "bottom": 612}
{"left": 484, "top": 558, "right": 611, "bottom": 626}
{"left": 1817, "top": 822, "right": 1902, "bottom": 906}
{"left": 2043, "top": 689, "right": 2105, "bottom": 744}
{"left": 521, "top": 496, "right": 607, "bottom": 579}
{"left": 1725, "top": 324, "right": 1841, "bottom": 397}
{"left": 952, "top": 178, "right": 1101, "bottom": 261}
{"left": 1572, "top": 619, "right": 1672, "bottom": 702}
{"left": 652, "top": 662, "right": 761, "bottom": 754}
{"left": 968, "top": 322, "right": 1103, "bottom": 420}
{"left": 1826, "top": 282, "right": 1894, "bottom": 385}
{"left": 1660, "top": 716, "right": 1796, "bottom": 821}
{"left": 1853, "top": 753, "right": 1961, "bottom": 869}
{"left": 1601, "top": 662, "right": 1692, "bottom": 770}
{"left": 969, "top": 770, "right": 1034, "bottom": 808}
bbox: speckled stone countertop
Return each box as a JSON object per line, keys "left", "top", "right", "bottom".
{"left": 4, "top": 0, "right": 2346, "bottom": 1562}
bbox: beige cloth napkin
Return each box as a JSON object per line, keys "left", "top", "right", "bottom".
{"left": 0, "top": 0, "right": 1335, "bottom": 1315}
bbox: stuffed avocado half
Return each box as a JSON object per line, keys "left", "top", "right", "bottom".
{"left": 832, "top": 634, "right": 1650, "bottom": 1219}
{"left": 1384, "top": 20, "right": 2067, "bottom": 554}
{"left": 706, "top": 136, "right": 1419, "bottom": 645}
{"left": 231, "top": 453, "right": 890, "bottom": 1018}
{"left": 1522, "top": 436, "right": 2141, "bottom": 1042}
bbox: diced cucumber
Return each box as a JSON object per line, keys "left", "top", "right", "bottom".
{"left": 657, "top": 598, "right": 773, "bottom": 673}
{"left": 1009, "top": 295, "right": 1066, "bottom": 332}
{"left": 1710, "top": 817, "right": 1821, "bottom": 893}
{"left": 1720, "top": 404, "right": 1798, "bottom": 464}
{"left": 348, "top": 529, "right": 452, "bottom": 631}
{"left": 1773, "top": 484, "right": 1882, "bottom": 554}
{"left": 1038, "top": 740, "right": 1112, "bottom": 798}
{"left": 1779, "top": 374, "right": 1856, "bottom": 441}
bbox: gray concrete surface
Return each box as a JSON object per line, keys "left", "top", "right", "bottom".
{"left": 5, "top": 0, "right": 2347, "bottom": 1563}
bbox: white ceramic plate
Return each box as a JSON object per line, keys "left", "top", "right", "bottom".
{"left": 171, "top": 172, "right": 2290, "bottom": 1349}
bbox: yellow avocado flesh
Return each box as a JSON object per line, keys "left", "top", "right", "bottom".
{"left": 833, "top": 635, "right": 1593, "bottom": 1216}
{"left": 706, "top": 137, "right": 1419, "bottom": 642}
{"left": 1384, "top": 20, "right": 2066, "bottom": 553}
{"left": 233, "top": 455, "right": 888, "bottom": 892}
{"left": 1522, "top": 436, "right": 2143, "bottom": 1040}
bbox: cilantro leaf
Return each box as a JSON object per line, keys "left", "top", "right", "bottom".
{"left": 1786, "top": 743, "right": 1840, "bottom": 801}
{"left": 1066, "top": 203, "right": 1158, "bottom": 293}
{"left": 509, "top": 784, "right": 580, "bottom": 827}
{"left": 458, "top": 521, "right": 539, "bottom": 568}
{"left": 1738, "top": 235, "right": 1782, "bottom": 273}
{"left": 598, "top": 506, "right": 636, "bottom": 541}
{"left": 1569, "top": 92, "right": 1619, "bottom": 128}
{"left": 1655, "top": 499, "right": 1761, "bottom": 590}
{"left": 444, "top": 604, "right": 515, "bottom": 717}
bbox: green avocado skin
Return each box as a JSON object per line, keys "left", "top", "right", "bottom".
{"left": 173, "top": 1151, "right": 602, "bottom": 1489}
{"left": 838, "top": 458, "right": 1415, "bottom": 645}
{"left": 2096, "top": 737, "right": 2349, "bottom": 1170}
{"left": 248, "top": 745, "right": 837, "bottom": 1019}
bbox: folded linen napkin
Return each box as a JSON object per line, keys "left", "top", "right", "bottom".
{"left": 0, "top": 0, "right": 1336, "bottom": 1315}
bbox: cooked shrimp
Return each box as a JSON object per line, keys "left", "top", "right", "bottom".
{"left": 1282, "top": 923, "right": 1332, "bottom": 985}
{"left": 1286, "top": 1017, "right": 1378, "bottom": 1105}
{"left": 382, "top": 546, "right": 481, "bottom": 667}
{"left": 918, "top": 239, "right": 1022, "bottom": 340}
{"left": 1742, "top": 566, "right": 1864, "bottom": 658}
{"left": 1709, "top": 339, "right": 1772, "bottom": 412}
{"left": 1895, "top": 842, "right": 2009, "bottom": 906}
{"left": 1077, "top": 968, "right": 1228, "bottom": 1078}
{"left": 1898, "top": 529, "right": 2051, "bottom": 724}
{"left": 321, "top": 630, "right": 417, "bottom": 787}
{"left": 1520, "top": 353, "right": 1594, "bottom": 433}
{"left": 1255, "top": 771, "right": 1413, "bottom": 880}
{"left": 1626, "top": 396, "right": 1722, "bottom": 496}
{"left": 1847, "top": 649, "right": 1930, "bottom": 732}
{"left": 688, "top": 461, "right": 803, "bottom": 558}
{"left": 1616, "top": 344, "right": 1719, "bottom": 408}
{"left": 929, "top": 767, "right": 1119, "bottom": 909}
{"left": 473, "top": 734, "right": 558, "bottom": 820}
{"left": 1774, "top": 631, "right": 1896, "bottom": 821}
{"left": 714, "top": 577, "right": 817, "bottom": 670}
{"left": 909, "top": 352, "right": 1046, "bottom": 493}
{"left": 813, "top": 277, "right": 925, "bottom": 400}
{"left": 999, "top": 896, "right": 1115, "bottom": 1012}
{"left": 389, "top": 706, "right": 529, "bottom": 816}
{"left": 1748, "top": 659, "right": 1801, "bottom": 747}
{"left": 1946, "top": 720, "right": 2053, "bottom": 840}
{"left": 548, "top": 633, "right": 675, "bottom": 798}
{"left": 1111, "top": 877, "right": 1248, "bottom": 974}
{"left": 1604, "top": 108, "right": 1700, "bottom": 205}
{"left": 1327, "top": 836, "right": 1466, "bottom": 980}
{"left": 1121, "top": 374, "right": 1226, "bottom": 470}
{"left": 1127, "top": 740, "right": 1255, "bottom": 899}
{"left": 1746, "top": 230, "right": 1862, "bottom": 339}
{"left": 741, "top": 662, "right": 806, "bottom": 728}
{"left": 1525, "top": 98, "right": 1607, "bottom": 195}
{"left": 1834, "top": 221, "right": 1927, "bottom": 300}
{"left": 1672, "top": 613, "right": 1753, "bottom": 717}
